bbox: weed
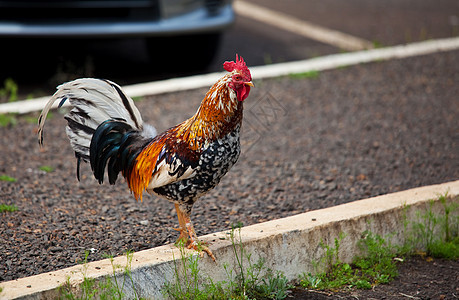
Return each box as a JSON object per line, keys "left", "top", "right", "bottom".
{"left": 372, "top": 40, "right": 384, "bottom": 48}
{"left": 99, "top": 250, "right": 142, "bottom": 300}
{"left": 353, "top": 231, "right": 399, "bottom": 285}
{"left": 0, "top": 78, "right": 18, "bottom": 102}
{"left": 321, "top": 233, "right": 357, "bottom": 288}
{"left": 59, "top": 250, "right": 144, "bottom": 300}
{"left": 255, "top": 269, "right": 293, "bottom": 300}
{"left": 289, "top": 70, "right": 320, "bottom": 79}
{"left": 426, "top": 237, "right": 459, "bottom": 260}
{"left": 300, "top": 234, "right": 354, "bottom": 290}
{"left": 60, "top": 251, "right": 98, "bottom": 300}
{"left": 438, "top": 193, "right": 458, "bottom": 243}
{"left": 23, "top": 114, "right": 38, "bottom": 124}
{"left": 39, "top": 165, "right": 55, "bottom": 173}
{"left": 0, "top": 204, "right": 18, "bottom": 213}
{"left": 300, "top": 231, "right": 399, "bottom": 291}
{"left": 426, "top": 194, "right": 459, "bottom": 259}
{"left": 163, "top": 241, "right": 227, "bottom": 299}
{"left": 0, "top": 114, "right": 18, "bottom": 127}
{"left": 229, "top": 222, "right": 257, "bottom": 296}
{"left": 301, "top": 193, "right": 458, "bottom": 293}
{"left": 163, "top": 223, "right": 293, "bottom": 299}
{"left": 415, "top": 200, "right": 438, "bottom": 250}
{"left": 404, "top": 193, "right": 459, "bottom": 259}
{"left": 0, "top": 175, "right": 17, "bottom": 182}
{"left": 337, "top": 65, "right": 351, "bottom": 70}
{"left": 225, "top": 222, "right": 293, "bottom": 299}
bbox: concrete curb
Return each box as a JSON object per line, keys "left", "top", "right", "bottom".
{"left": 1, "top": 180, "right": 458, "bottom": 299}
{"left": 1, "top": 37, "right": 459, "bottom": 115}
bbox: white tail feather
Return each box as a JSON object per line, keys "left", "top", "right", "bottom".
{"left": 38, "top": 78, "right": 156, "bottom": 160}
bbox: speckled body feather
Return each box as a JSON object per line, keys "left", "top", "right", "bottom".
{"left": 151, "top": 123, "right": 241, "bottom": 213}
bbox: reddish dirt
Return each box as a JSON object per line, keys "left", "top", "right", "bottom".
{"left": 291, "top": 256, "right": 459, "bottom": 300}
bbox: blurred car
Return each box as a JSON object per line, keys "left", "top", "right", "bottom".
{"left": 0, "top": 0, "right": 234, "bottom": 68}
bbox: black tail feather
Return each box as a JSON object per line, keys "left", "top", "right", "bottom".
{"left": 90, "top": 120, "right": 149, "bottom": 185}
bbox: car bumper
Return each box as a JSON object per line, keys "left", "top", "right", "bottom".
{"left": 0, "top": 4, "right": 234, "bottom": 38}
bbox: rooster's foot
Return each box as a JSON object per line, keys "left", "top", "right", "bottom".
{"left": 186, "top": 240, "right": 216, "bottom": 261}
{"left": 174, "top": 203, "right": 216, "bottom": 262}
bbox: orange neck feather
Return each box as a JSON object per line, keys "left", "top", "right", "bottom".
{"left": 175, "top": 75, "right": 242, "bottom": 151}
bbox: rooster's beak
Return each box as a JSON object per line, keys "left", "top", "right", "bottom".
{"left": 245, "top": 81, "right": 254, "bottom": 87}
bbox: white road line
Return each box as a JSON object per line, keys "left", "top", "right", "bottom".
{"left": 1, "top": 37, "right": 459, "bottom": 115}
{"left": 233, "top": 0, "right": 374, "bottom": 51}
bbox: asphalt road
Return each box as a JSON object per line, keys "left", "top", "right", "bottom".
{"left": 0, "top": 0, "right": 457, "bottom": 97}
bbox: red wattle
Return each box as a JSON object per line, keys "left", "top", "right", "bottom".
{"left": 237, "top": 86, "right": 250, "bottom": 102}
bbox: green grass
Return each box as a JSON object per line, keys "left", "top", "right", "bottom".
{"left": 353, "top": 231, "right": 399, "bottom": 285}
{"left": 289, "top": 70, "right": 320, "bottom": 79}
{"left": 0, "top": 78, "right": 18, "bottom": 103}
{"left": 0, "top": 204, "right": 18, "bottom": 213}
{"left": 226, "top": 223, "right": 293, "bottom": 299}
{"left": 132, "top": 96, "right": 143, "bottom": 102}
{"left": 23, "top": 114, "right": 39, "bottom": 124}
{"left": 301, "top": 193, "right": 458, "bottom": 293}
{"left": 0, "top": 175, "right": 17, "bottom": 182}
{"left": 39, "top": 165, "right": 55, "bottom": 173}
{"left": 162, "top": 241, "right": 227, "bottom": 299}
{"left": 371, "top": 40, "right": 385, "bottom": 48}
{"left": 0, "top": 111, "right": 45, "bottom": 129}
{"left": 102, "top": 250, "right": 143, "bottom": 300}
{"left": 299, "top": 231, "right": 399, "bottom": 291}
{"left": 403, "top": 193, "right": 459, "bottom": 260}
{"left": 162, "top": 223, "right": 293, "bottom": 300}
{"left": 0, "top": 114, "right": 18, "bottom": 127}
{"left": 59, "top": 250, "right": 144, "bottom": 300}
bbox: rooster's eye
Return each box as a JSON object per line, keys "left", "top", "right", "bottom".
{"left": 234, "top": 75, "right": 241, "bottom": 81}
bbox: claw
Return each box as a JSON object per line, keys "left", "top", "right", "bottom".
{"left": 184, "top": 238, "right": 216, "bottom": 262}
{"left": 195, "top": 244, "right": 216, "bottom": 262}
{"left": 173, "top": 226, "right": 189, "bottom": 243}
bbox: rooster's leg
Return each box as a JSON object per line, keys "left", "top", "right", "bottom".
{"left": 174, "top": 203, "right": 216, "bottom": 261}
{"left": 173, "top": 203, "right": 189, "bottom": 243}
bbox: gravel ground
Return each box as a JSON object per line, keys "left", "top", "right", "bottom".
{"left": 1, "top": 50, "right": 458, "bottom": 284}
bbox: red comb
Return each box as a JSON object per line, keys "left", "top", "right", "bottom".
{"left": 223, "top": 54, "right": 250, "bottom": 77}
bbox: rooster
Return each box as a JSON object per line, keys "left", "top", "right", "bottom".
{"left": 37, "top": 55, "right": 253, "bottom": 260}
